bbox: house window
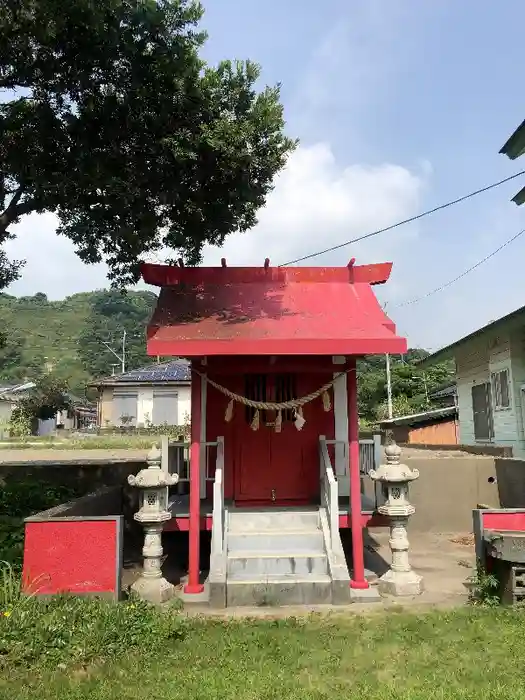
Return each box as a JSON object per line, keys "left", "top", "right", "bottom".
{"left": 491, "top": 369, "right": 511, "bottom": 410}
{"left": 113, "top": 391, "right": 138, "bottom": 426}
{"left": 152, "top": 391, "right": 179, "bottom": 426}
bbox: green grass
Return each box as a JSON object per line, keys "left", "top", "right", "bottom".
{"left": 0, "top": 436, "right": 158, "bottom": 450}
{"left": 1, "top": 604, "right": 525, "bottom": 699}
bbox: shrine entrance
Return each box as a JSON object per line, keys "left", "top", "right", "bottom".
{"left": 233, "top": 373, "right": 315, "bottom": 505}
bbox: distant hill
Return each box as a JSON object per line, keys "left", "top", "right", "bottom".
{"left": 0, "top": 291, "right": 454, "bottom": 417}
{"left": 0, "top": 290, "right": 158, "bottom": 395}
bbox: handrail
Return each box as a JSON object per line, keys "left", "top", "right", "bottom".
{"left": 325, "top": 435, "right": 381, "bottom": 476}
{"left": 319, "top": 435, "right": 339, "bottom": 550}
{"left": 160, "top": 436, "right": 220, "bottom": 482}
{"left": 211, "top": 436, "right": 225, "bottom": 559}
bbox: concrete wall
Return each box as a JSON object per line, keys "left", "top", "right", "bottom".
{"left": 98, "top": 384, "right": 191, "bottom": 427}
{"left": 0, "top": 458, "right": 143, "bottom": 491}
{"left": 364, "top": 455, "right": 525, "bottom": 533}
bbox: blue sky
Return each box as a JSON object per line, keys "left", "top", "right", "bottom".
{"left": 6, "top": 0, "right": 525, "bottom": 350}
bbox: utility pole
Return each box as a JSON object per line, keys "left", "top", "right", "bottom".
{"left": 422, "top": 371, "right": 429, "bottom": 405}
{"left": 102, "top": 330, "right": 127, "bottom": 374}
{"left": 386, "top": 353, "right": 393, "bottom": 419}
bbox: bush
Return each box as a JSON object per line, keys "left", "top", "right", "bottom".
{"left": 0, "top": 482, "right": 81, "bottom": 569}
{"left": 0, "top": 564, "right": 187, "bottom": 668}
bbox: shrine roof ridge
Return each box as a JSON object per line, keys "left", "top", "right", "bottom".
{"left": 141, "top": 262, "right": 393, "bottom": 288}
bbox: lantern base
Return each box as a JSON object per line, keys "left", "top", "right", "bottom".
{"left": 378, "top": 569, "right": 424, "bottom": 597}
{"left": 131, "top": 575, "right": 175, "bottom": 604}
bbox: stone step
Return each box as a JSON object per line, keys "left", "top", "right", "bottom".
{"left": 226, "top": 574, "right": 332, "bottom": 607}
{"left": 228, "top": 509, "right": 320, "bottom": 533}
{"left": 227, "top": 552, "right": 329, "bottom": 578}
{"left": 228, "top": 530, "right": 325, "bottom": 553}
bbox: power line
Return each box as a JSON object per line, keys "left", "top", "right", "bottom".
{"left": 393, "top": 226, "right": 525, "bottom": 309}
{"left": 279, "top": 170, "right": 525, "bottom": 266}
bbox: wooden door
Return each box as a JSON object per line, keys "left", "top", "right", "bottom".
{"left": 472, "top": 382, "right": 494, "bottom": 441}
{"left": 234, "top": 373, "right": 314, "bottom": 504}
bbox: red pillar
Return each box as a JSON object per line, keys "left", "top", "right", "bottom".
{"left": 184, "top": 362, "right": 204, "bottom": 594}
{"left": 348, "top": 357, "right": 368, "bottom": 589}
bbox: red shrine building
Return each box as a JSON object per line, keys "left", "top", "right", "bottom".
{"left": 142, "top": 259, "right": 407, "bottom": 607}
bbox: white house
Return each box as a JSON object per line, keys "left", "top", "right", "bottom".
{"left": 423, "top": 305, "right": 525, "bottom": 457}
{"left": 92, "top": 360, "right": 191, "bottom": 428}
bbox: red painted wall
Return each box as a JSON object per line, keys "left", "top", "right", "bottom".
{"left": 23, "top": 519, "right": 121, "bottom": 597}
{"left": 482, "top": 511, "right": 525, "bottom": 531}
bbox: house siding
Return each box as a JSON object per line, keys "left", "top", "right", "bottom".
{"left": 99, "top": 384, "right": 191, "bottom": 427}
{"left": 455, "top": 323, "right": 525, "bottom": 456}
{"left": 455, "top": 337, "right": 489, "bottom": 445}
{"left": 0, "top": 400, "right": 13, "bottom": 439}
{"left": 509, "top": 328, "right": 525, "bottom": 452}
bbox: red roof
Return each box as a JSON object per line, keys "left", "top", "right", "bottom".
{"left": 142, "top": 262, "right": 407, "bottom": 357}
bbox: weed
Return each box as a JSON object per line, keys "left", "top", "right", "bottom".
{"left": 0, "top": 592, "right": 187, "bottom": 669}
{"left": 468, "top": 564, "right": 500, "bottom": 606}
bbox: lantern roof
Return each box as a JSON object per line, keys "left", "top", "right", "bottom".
{"left": 141, "top": 260, "right": 407, "bottom": 357}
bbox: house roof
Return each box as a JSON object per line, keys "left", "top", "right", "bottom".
{"left": 420, "top": 303, "right": 525, "bottom": 367}
{"left": 0, "top": 381, "right": 36, "bottom": 401}
{"left": 499, "top": 119, "right": 525, "bottom": 205}
{"left": 429, "top": 383, "right": 457, "bottom": 400}
{"left": 379, "top": 405, "right": 457, "bottom": 428}
{"left": 500, "top": 119, "right": 525, "bottom": 160}
{"left": 91, "top": 360, "right": 191, "bottom": 387}
{"left": 141, "top": 262, "right": 407, "bottom": 357}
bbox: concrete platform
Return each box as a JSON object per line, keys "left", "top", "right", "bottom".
{"left": 123, "top": 529, "right": 475, "bottom": 612}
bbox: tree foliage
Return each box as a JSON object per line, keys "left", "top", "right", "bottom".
{"left": 358, "top": 350, "right": 455, "bottom": 423}
{"left": 0, "top": 0, "right": 296, "bottom": 287}
{"left": 10, "top": 374, "right": 70, "bottom": 436}
{"left": 0, "top": 330, "right": 25, "bottom": 381}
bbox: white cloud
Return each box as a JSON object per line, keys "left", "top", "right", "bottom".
{"left": 203, "top": 142, "right": 423, "bottom": 268}
{"left": 5, "top": 212, "right": 108, "bottom": 298}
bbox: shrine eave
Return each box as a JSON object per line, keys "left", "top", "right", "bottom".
{"left": 146, "top": 335, "right": 407, "bottom": 357}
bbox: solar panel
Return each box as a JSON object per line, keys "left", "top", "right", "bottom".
{"left": 115, "top": 361, "right": 191, "bottom": 383}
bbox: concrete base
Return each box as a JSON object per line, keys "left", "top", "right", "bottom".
{"left": 364, "top": 568, "right": 379, "bottom": 585}
{"left": 378, "top": 569, "right": 424, "bottom": 597}
{"left": 226, "top": 576, "right": 333, "bottom": 607}
{"left": 208, "top": 580, "right": 227, "bottom": 608}
{"left": 177, "top": 575, "right": 211, "bottom": 605}
{"left": 331, "top": 579, "right": 352, "bottom": 605}
{"left": 350, "top": 586, "right": 382, "bottom": 603}
{"left": 131, "top": 575, "right": 175, "bottom": 604}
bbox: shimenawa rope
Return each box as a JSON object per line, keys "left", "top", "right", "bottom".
{"left": 192, "top": 367, "right": 355, "bottom": 433}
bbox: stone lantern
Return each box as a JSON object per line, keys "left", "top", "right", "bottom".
{"left": 127, "top": 444, "right": 178, "bottom": 603}
{"left": 369, "top": 442, "right": 423, "bottom": 596}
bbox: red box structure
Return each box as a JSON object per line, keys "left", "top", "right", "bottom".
{"left": 23, "top": 516, "right": 123, "bottom": 599}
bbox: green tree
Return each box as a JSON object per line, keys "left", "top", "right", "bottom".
{"left": 78, "top": 290, "right": 157, "bottom": 377}
{"left": 10, "top": 373, "right": 70, "bottom": 435}
{"left": 358, "top": 352, "right": 455, "bottom": 422}
{"left": 0, "top": 0, "right": 296, "bottom": 287}
{"left": 0, "top": 328, "right": 26, "bottom": 382}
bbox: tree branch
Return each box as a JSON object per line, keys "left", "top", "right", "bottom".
{"left": 0, "top": 186, "right": 36, "bottom": 238}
